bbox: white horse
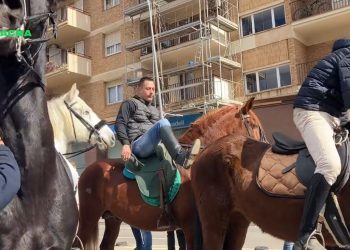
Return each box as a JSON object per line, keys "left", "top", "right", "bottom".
{"left": 47, "top": 84, "right": 116, "bottom": 201}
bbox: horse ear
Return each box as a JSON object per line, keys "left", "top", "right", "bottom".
{"left": 241, "top": 97, "right": 255, "bottom": 115}
{"left": 66, "top": 83, "right": 79, "bottom": 102}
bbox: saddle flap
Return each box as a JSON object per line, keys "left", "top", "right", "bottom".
{"left": 123, "top": 144, "right": 181, "bottom": 207}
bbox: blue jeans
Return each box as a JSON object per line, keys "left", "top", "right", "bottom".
{"left": 283, "top": 241, "right": 294, "bottom": 250}
{"left": 132, "top": 118, "right": 171, "bottom": 158}
{"left": 131, "top": 226, "right": 152, "bottom": 250}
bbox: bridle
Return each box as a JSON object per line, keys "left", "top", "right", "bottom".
{"left": 63, "top": 101, "right": 108, "bottom": 158}
{"left": 15, "top": 0, "right": 57, "bottom": 70}
{"left": 0, "top": 0, "right": 57, "bottom": 121}
{"left": 240, "top": 110, "right": 269, "bottom": 144}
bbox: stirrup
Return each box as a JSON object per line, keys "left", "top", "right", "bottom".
{"left": 183, "top": 139, "right": 201, "bottom": 169}
{"left": 304, "top": 230, "right": 326, "bottom": 250}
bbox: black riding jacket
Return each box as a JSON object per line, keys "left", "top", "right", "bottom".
{"left": 115, "top": 96, "right": 160, "bottom": 145}
{"left": 294, "top": 38, "right": 350, "bottom": 117}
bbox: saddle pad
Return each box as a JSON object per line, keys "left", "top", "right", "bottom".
{"left": 257, "top": 148, "right": 306, "bottom": 198}
{"left": 124, "top": 144, "right": 181, "bottom": 206}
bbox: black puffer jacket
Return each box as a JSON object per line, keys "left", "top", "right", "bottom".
{"left": 294, "top": 38, "right": 350, "bottom": 117}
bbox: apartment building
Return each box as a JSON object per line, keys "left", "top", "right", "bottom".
{"left": 45, "top": 0, "right": 350, "bottom": 170}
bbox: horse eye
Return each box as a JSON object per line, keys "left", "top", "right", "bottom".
{"left": 83, "top": 110, "right": 90, "bottom": 115}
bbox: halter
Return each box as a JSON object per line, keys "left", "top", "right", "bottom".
{"left": 64, "top": 100, "right": 108, "bottom": 150}
{"left": 240, "top": 111, "right": 269, "bottom": 144}
{"left": 0, "top": 0, "right": 57, "bottom": 121}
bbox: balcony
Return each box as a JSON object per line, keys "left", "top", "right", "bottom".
{"left": 291, "top": 0, "right": 350, "bottom": 45}
{"left": 48, "top": 6, "right": 91, "bottom": 46}
{"left": 139, "top": 26, "right": 232, "bottom": 69}
{"left": 295, "top": 60, "right": 319, "bottom": 84}
{"left": 124, "top": 0, "right": 175, "bottom": 16}
{"left": 160, "top": 76, "right": 234, "bottom": 109}
{"left": 46, "top": 50, "right": 91, "bottom": 90}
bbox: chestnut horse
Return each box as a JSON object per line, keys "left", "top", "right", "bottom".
{"left": 191, "top": 102, "right": 348, "bottom": 249}
{"left": 76, "top": 98, "right": 265, "bottom": 250}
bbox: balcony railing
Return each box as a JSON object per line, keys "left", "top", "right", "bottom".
{"left": 45, "top": 49, "right": 91, "bottom": 74}
{"left": 160, "top": 77, "right": 233, "bottom": 106}
{"left": 56, "top": 6, "right": 89, "bottom": 24}
{"left": 290, "top": 0, "right": 350, "bottom": 21}
{"left": 295, "top": 60, "right": 319, "bottom": 84}
{"left": 141, "top": 28, "right": 208, "bottom": 56}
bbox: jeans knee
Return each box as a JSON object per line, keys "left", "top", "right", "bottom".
{"left": 317, "top": 162, "right": 341, "bottom": 185}
{"left": 158, "top": 118, "right": 171, "bottom": 128}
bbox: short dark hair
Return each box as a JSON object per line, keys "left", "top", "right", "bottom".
{"left": 138, "top": 76, "right": 153, "bottom": 87}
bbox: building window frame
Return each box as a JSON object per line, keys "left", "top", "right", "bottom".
{"left": 104, "top": 0, "right": 119, "bottom": 10}
{"left": 105, "top": 31, "right": 122, "bottom": 57}
{"left": 106, "top": 83, "right": 124, "bottom": 105}
{"left": 240, "top": 4, "right": 286, "bottom": 37}
{"left": 244, "top": 64, "right": 291, "bottom": 94}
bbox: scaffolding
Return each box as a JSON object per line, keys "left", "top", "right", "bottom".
{"left": 124, "top": 0, "right": 242, "bottom": 114}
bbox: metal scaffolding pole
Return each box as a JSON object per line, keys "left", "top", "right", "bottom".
{"left": 147, "top": 0, "right": 164, "bottom": 119}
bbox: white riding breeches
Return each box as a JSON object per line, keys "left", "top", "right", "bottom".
{"left": 293, "top": 108, "right": 341, "bottom": 186}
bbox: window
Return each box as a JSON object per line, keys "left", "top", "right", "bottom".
{"left": 104, "top": 0, "right": 119, "bottom": 10}
{"left": 242, "top": 16, "right": 253, "bottom": 36}
{"left": 274, "top": 5, "right": 286, "bottom": 27}
{"left": 107, "top": 85, "right": 123, "bottom": 104}
{"left": 254, "top": 9, "right": 272, "bottom": 33}
{"left": 245, "top": 65, "right": 291, "bottom": 94}
{"left": 105, "top": 31, "right": 121, "bottom": 56}
{"left": 241, "top": 5, "right": 286, "bottom": 37}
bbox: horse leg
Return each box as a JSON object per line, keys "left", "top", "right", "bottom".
{"left": 77, "top": 190, "right": 103, "bottom": 250}
{"left": 223, "top": 212, "right": 250, "bottom": 250}
{"left": 100, "top": 214, "right": 122, "bottom": 250}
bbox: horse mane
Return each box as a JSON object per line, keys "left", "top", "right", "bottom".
{"left": 178, "top": 105, "right": 239, "bottom": 144}
{"left": 47, "top": 94, "right": 72, "bottom": 141}
{"left": 180, "top": 103, "right": 264, "bottom": 145}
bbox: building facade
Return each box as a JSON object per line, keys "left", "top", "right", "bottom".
{"left": 45, "top": 0, "right": 350, "bottom": 171}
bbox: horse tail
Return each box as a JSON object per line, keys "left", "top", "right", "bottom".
{"left": 194, "top": 207, "right": 203, "bottom": 250}
{"left": 77, "top": 162, "right": 106, "bottom": 250}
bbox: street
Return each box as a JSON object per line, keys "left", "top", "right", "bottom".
{"left": 97, "top": 221, "right": 285, "bottom": 250}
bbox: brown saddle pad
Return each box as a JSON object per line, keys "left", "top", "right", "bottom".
{"left": 256, "top": 148, "right": 306, "bottom": 198}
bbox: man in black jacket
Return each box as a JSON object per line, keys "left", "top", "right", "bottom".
{"left": 293, "top": 38, "right": 350, "bottom": 250}
{"left": 115, "top": 76, "right": 201, "bottom": 169}
{"left": 0, "top": 131, "right": 21, "bottom": 210}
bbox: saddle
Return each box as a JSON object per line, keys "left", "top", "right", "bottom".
{"left": 255, "top": 131, "right": 350, "bottom": 246}
{"left": 123, "top": 143, "right": 180, "bottom": 230}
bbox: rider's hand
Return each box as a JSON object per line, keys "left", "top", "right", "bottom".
{"left": 121, "top": 145, "right": 132, "bottom": 162}
{"left": 0, "top": 137, "right": 3, "bottom": 145}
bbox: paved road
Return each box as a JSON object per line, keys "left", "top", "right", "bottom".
{"left": 97, "top": 222, "right": 285, "bottom": 250}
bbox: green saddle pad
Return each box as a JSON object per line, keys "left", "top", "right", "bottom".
{"left": 125, "top": 144, "right": 181, "bottom": 206}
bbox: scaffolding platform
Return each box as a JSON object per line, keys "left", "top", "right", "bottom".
{"left": 208, "top": 15, "right": 238, "bottom": 32}
{"left": 124, "top": 1, "right": 148, "bottom": 17}
{"left": 208, "top": 56, "right": 241, "bottom": 69}
{"left": 126, "top": 20, "right": 202, "bottom": 51}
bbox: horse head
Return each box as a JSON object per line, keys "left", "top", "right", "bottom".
{"left": 179, "top": 97, "right": 267, "bottom": 145}
{"left": 49, "top": 83, "right": 116, "bottom": 152}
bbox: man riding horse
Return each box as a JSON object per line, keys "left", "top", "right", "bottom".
{"left": 293, "top": 38, "right": 350, "bottom": 250}
{"left": 115, "top": 76, "right": 201, "bottom": 168}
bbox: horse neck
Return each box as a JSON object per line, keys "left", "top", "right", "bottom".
{"left": 0, "top": 63, "right": 57, "bottom": 190}
{"left": 47, "top": 98, "right": 76, "bottom": 154}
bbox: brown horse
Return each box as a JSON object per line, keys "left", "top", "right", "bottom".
{"left": 75, "top": 98, "right": 265, "bottom": 250}
{"left": 190, "top": 103, "right": 348, "bottom": 249}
